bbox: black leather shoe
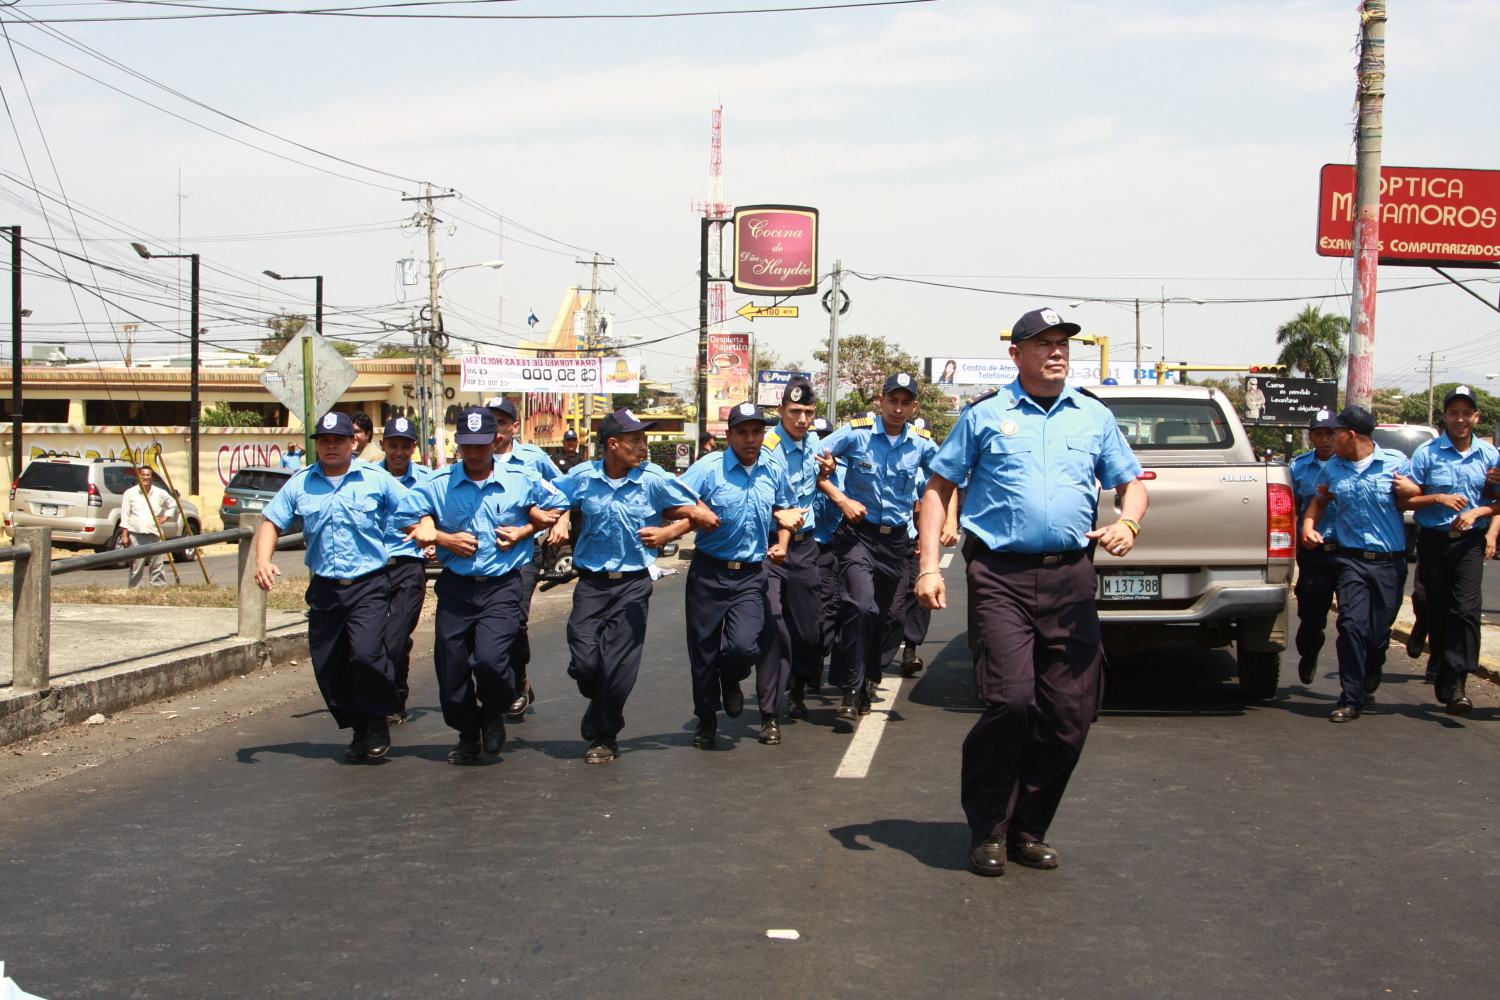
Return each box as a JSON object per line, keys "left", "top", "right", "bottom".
{"left": 581, "top": 706, "right": 599, "bottom": 743}
{"left": 835, "top": 690, "right": 859, "bottom": 723}
{"left": 1365, "top": 665, "right": 1382, "bottom": 693}
{"left": 858, "top": 683, "right": 873, "bottom": 716}
{"left": 1329, "top": 705, "right": 1360, "bottom": 723}
{"left": 447, "top": 732, "right": 482, "bottom": 765}
{"left": 482, "top": 718, "right": 506, "bottom": 757}
{"left": 1405, "top": 629, "right": 1426, "bottom": 659}
{"left": 1425, "top": 661, "right": 1439, "bottom": 682}
{"left": 759, "top": 713, "right": 781, "bottom": 745}
{"left": 386, "top": 708, "right": 409, "bottom": 726}
{"left": 787, "top": 678, "right": 808, "bottom": 720}
{"left": 506, "top": 681, "right": 534, "bottom": 722}
{"left": 1447, "top": 674, "right": 1473, "bottom": 716}
{"left": 344, "top": 721, "right": 370, "bottom": 762}
{"left": 1435, "top": 667, "right": 1456, "bottom": 704}
{"left": 1297, "top": 656, "right": 1317, "bottom": 685}
{"left": 692, "top": 719, "right": 716, "bottom": 750}
{"left": 1007, "top": 840, "right": 1059, "bottom": 870}
{"left": 583, "top": 737, "right": 618, "bottom": 763}
{"left": 721, "top": 676, "right": 744, "bottom": 718}
{"left": 899, "top": 645, "right": 924, "bottom": 677}
{"left": 365, "top": 716, "right": 391, "bottom": 758}
{"left": 968, "top": 835, "right": 1005, "bottom": 877}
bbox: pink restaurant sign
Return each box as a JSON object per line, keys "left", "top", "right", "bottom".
{"left": 732, "top": 205, "right": 819, "bottom": 296}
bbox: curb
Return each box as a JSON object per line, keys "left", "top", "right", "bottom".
{"left": 1387, "top": 622, "right": 1500, "bottom": 688}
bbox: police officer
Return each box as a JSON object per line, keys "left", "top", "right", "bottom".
{"left": 375, "top": 415, "right": 433, "bottom": 724}
{"left": 1403, "top": 386, "right": 1498, "bottom": 715}
{"left": 1300, "top": 405, "right": 1416, "bottom": 723}
{"left": 1289, "top": 410, "right": 1341, "bottom": 687}
{"left": 757, "top": 375, "right": 823, "bottom": 735}
{"left": 891, "top": 418, "right": 960, "bottom": 677}
{"left": 809, "top": 416, "right": 842, "bottom": 690}
{"left": 817, "top": 372, "right": 937, "bottom": 722}
{"left": 554, "top": 428, "right": 587, "bottom": 474}
{"left": 679, "top": 402, "right": 801, "bottom": 748}
{"left": 403, "top": 407, "right": 558, "bottom": 764}
{"left": 914, "top": 308, "right": 1147, "bottom": 877}
{"left": 254, "top": 411, "right": 416, "bottom": 762}
{"left": 549, "top": 409, "right": 700, "bottom": 762}
{"left": 486, "top": 395, "right": 564, "bottom": 721}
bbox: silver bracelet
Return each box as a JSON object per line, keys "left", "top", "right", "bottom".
{"left": 916, "top": 569, "right": 943, "bottom": 580}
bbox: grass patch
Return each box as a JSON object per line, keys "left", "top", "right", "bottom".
{"left": 0, "top": 580, "right": 309, "bottom": 611}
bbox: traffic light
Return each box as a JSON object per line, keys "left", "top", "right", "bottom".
{"left": 1248, "top": 364, "right": 1288, "bottom": 375}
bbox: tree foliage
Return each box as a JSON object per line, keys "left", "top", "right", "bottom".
{"left": 372, "top": 343, "right": 414, "bottom": 359}
{"left": 260, "top": 311, "right": 307, "bottom": 355}
{"left": 1274, "top": 305, "right": 1347, "bottom": 379}
{"left": 330, "top": 340, "right": 360, "bottom": 357}
{"left": 1399, "top": 381, "right": 1500, "bottom": 428}
{"left": 200, "top": 401, "right": 265, "bottom": 427}
{"left": 812, "top": 333, "right": 954, "bottom": 438}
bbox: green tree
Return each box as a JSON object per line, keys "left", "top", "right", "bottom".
{"left": 1274, "top": 305, "right": 1347, "bottom": 379}
{"left": 330, "top": 340, "right": 360, "bottom": 357}
{"left": 201, "top": 401, "right": 265, "bottom": 427}
{"left": 260, "top": 311, "right": 307, "bottom": 355}
{"left": 812, "top": 333, "right": 953, "bottom": 439}
{"left": 1371, "top": 386, "right": 1405, "bottom": 425}
{"left": 372, "top": 343, "right": 414, "bottom": 359}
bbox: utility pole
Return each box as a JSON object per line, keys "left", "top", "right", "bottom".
{"left": 827, "top": 260, "right": 843, "bottom": 422}
{"left": 1347, "top": 0, "right": 1387, "bottom": 411}
{"left": 10, "top": 226, "right": 21, "bottom": 482}
{"left": 1134, "top": 298, "right": 1142, "bottom": 384}
{"left": 577, "top": 253, "right": 617, "bottom": 434}
{"left": 1424, "top": 352, "right": 1444, "bottom": 426}
{"left": 402, "top": 186, "right": 455, "bottom": 465}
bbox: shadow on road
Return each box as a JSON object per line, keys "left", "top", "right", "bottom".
{"left": 1101, "top": 642, "right": 1247, "bottom": 717}
{"left": 827, "top": 818, "right": 971, "bottom": 871}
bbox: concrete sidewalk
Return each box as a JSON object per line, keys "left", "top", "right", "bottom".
{"left": 1390, "top": 599, "right": 1500, "bottom": 686}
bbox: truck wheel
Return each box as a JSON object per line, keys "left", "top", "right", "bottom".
{"left": 1237, "top": 648, "right": 1281, "bottom": 700}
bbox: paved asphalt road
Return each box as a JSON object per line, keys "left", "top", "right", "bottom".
{"left": 48, "top": 545, "right": 309, "bottom": 590}
{"left": 2, "top": 571, "right": 1499, "bottom": 999}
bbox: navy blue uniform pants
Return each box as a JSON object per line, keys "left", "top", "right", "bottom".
{"left": 1416, "top": 528, "right": 1484, "bottom": 687}
{"left": 433, "top": 568, "right": 524, "bottom": 734}
{"left": 816, "top": 542, "right": 839, "bottom": 664}
{"left": 960, "top": 547, "right": 1102, "bottom": 843}
{"left": 383, "top": 557, "right": 427, "bottom": 709}
{"left": 1331, "top": 549, "right": 1406, "bottom": 709}
{"left": 306, "top": 571, "right": 399, "bottom": 730}
{"left": 685, "top": 553, "right": 768, "bottom": 722}
{"left": 568, "top": 568, "right": 653, "bottom": 739}
{"left": 830, "top": 521, "right": 910, "bottom": 692}
{"left": 511, "top": 546, "right": 542, "bottom": 686}
{"left": 757, "top": 533, "right": 823, "bottom": 715}
{"left": 1294, "top": 545, "right": 1339, "bottom": 663}
{"left": 893, "top": 543, "right": 933, "bottom": 647}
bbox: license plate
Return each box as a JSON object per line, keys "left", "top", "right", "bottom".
{"left": 246, "top": 500, "right": 265, "bottom": 510}
{"left": 1101, "top": 571, "right": 1161, "bottom": 599}
{"left": 39, "top": 504, "right": 57, "bottom": 516}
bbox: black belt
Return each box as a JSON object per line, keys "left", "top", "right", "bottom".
{"left": 968, "top": 538, "right": 1087, "bottom": 567}
{"left": 388, "top": 555, "right": 426, "bottom": 565}
{"left": 693, "top": 551, "right": 762, "bottom": 571}
{"left": 769, "top": 530, "right": 813, "bottom": 543}
{"left": 1335, "top": 546, "right": 1399, "bottom": 562}
{"left": 438, "top": 566, "right": 522, "bottom": 583}
{"left": 315, "top": 566, "right": 386, "bottom": 587}
{"left": 577, "top": 567, "right": 649, "bottom": 581}
{"left": 850, "top": 520, "right": 910, "bottom": 537}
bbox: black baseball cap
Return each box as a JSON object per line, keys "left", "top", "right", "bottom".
{"left": 1309, "top": 408, "right": 1340, "bottom": 430}
{"left": 1331, "top": 405, "right": 1376, "bottom": 437}
{"left": 597, "top": 408, "right": 658, "bottom": 444}
{"left": 726, "top": 401, "right": 773, "bottom": 429}
{"left": 1443, "top": 385, "right": 1480, "bottom": 409}
{"left": 312, "top": 411, "right": 355, "bottom": 437}
{"left": 453, "top": 407, "right": 498, "bottom": 445}
{"left": 1011, "top": 307, "right": 1081, "bottom": 341}
{"left": 562, "top": 428, "right": 578, "bottom": 441}
{"left": 812, "top": 417, "right": 831, "bottom": 433}
{"left": 881, "top": 372, "right": 918, "bottom": 397}
{"left": 382, "top": 415, "right": 418, "bottom": 441}
{"left": 782, "top": 374, "right": 818, "bottom": 406}
{"left": 484, "top": 396, "right": 518, "bottom": 421}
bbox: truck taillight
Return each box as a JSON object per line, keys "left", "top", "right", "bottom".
{"left": 223, "top": 497, "right": 237, "bottom": 506}
{"left": 8, "top": 477, "right": 16, "bottom": 501}
{"left": 87, "top": 482, "right": 103, "bottom": 507}
{"left": 1267, "top": 482, "right": 1294, "bottom": 558}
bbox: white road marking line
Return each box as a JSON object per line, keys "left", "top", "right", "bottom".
{"left": 835, "top": 675, "right": 904, "bottom": 779}
{"left": 940, "top": 553, "right": 953, "bottom": 568}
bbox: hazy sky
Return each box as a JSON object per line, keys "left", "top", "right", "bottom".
{"left": 2, "top": 0, "right": 1498, "bottom": 394}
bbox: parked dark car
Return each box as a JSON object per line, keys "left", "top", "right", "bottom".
{"left": 220, "top": 466, "right": 299, "bottom": 533}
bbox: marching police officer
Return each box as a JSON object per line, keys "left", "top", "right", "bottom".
{"left": 548, "top": 409, "right": 700, "bottom": 762}
{"left": 809, "top": 416, "right": 842, "bottom": 689}
{"left": 1289, "top": 410, "right": 1340, "bottom": 686}
{"left": 679, "top": 402, "right": 801, "bottom": 749}
{"left": 892, "top": 418, "right": 960, "bottom": 677}
{"left": 375, "top": 415, "right": 433, "bottom": 724}
{"left": 1300, "top": 405, "right": 1416, "bottom": 723}
{"left": 255, "top": 411, "right": 417, "bottom": 762}
{"left": 554, "top": 428, "right": 587, "bottom": 474}
{"left": 817, "top": 372, "right": 937, "bottom": 722}
{"left": 757, "top": 375, "right": 823, "bottom": 733}
{"left": 914, "top": 308, "right": 1147, "bottom": 877}
{"left": 403, "top": 407, "right": 558, "bottom": 764}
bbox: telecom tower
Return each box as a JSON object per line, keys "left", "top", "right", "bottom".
{"left": 692, "top": 107, "right": 733, "bottom": 447}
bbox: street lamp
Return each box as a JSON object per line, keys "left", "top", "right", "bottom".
{"left": 263, "top": 270, "right": 325, "bottom": 465}
{"left": 133, "top": 241, "right": 202, "bottom": 494}
{"left": 262, "top": 270, "right": 323, "bottom": 336}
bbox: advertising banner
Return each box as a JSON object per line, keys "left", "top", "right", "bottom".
{"left": 1317, "top": 164, "right": 1500, "bottom": 266}
{"left": 460, "top": 355, "right": 639, "bottom": 394}
{"left": 924, "top": 357, "right": 1148, "bottom": 387}
{"left": 706, "top": 332, "right": 751, "bottom": 433}
{"left": 732, "top": 205, "right": 819, "bottom": 296}
{"left": 1241, "top": 377, "right": 1339, "bottom": 425}
{"left": 755, "top": 369, "right": 814, "bottom": 406}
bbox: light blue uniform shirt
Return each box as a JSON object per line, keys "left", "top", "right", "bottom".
{"left": 762, "top": 423, "right": 822, "bottom": 534}
{"left": 1407, "top": 432, "right": 1499, "bottom": 531}
{"left": 812, "top": 462, "right": 845, "bottom": 545}
{"left": 1289, "top": 450, "right": 1338, "bottom": 545}
{"left": 278, "top": 451, "right": 303, "bottom": 470}
{"left": 263, "top": 462, "right": 412, "bottom": 580}
{"left": 399, "top": 461, "right": 558, "bottom": 577}
{"left": 496, "top": 442, "right": 562, "bottom": 553}
{"left": 819, "top": 420, "right": 938, "bottom": 528}
{"left": 552, "top": 461, "right": 699, "bottom": 573}
{"left": 376, "top": 459, "right": 434, "bottom": 559}
{"left": 1315, "top": 446, "right": 1411, "bottom": 553}
{"left": 930, "top": 381, "right": 1142, "bottom": 554}
{"left": 679, "top": 450, "right": 796, "bottom": 563}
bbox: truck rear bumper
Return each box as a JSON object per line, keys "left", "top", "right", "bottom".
{"left": 1098, "top": 583, "right": 1288, "bottom": 624}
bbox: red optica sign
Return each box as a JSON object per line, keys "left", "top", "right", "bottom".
{"left": 732, "top": 204, "right": 819, "bottom": 295}
{"left": 1317, "top": 164, "right": 1500, "bottom": 266}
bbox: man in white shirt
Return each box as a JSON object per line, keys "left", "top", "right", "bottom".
{"left": 118, "top": 466, "right": 179, "bottom": 588}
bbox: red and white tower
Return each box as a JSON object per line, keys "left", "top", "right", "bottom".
{"left": 692, "top": 107, "right": 732, "bottom": 332}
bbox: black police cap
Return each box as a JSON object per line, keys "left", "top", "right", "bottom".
{"left": 453, "top": 407, "right": 498, "bottom": 445}
{"left": 880, "top": 372, "right": 918, "bottom": 397}
{"left": 1332, "top": 405, "right": 1376, "bottom": 437}
{"left": 1010, "top": 307, "right": 1081, "bottom": 342}
{"left": 782, "top": 374, "right": 818, "bottom": 406}
{"left": 1443, "top": 385, "right": 1480, "bottom": 410}
{"left": 726, "top": 401, "right": 773, "bottom": 429}
{"left": 597, "top": 408, "right": 658, "bottom": 444}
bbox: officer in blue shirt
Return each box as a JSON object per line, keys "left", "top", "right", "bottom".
{"left": 890, "top": 417, "right": 960, "bottom": 678}
{"left": 810, "top": 416, "right": 842, "bottom": 681}
{"left": 255, "top": 411, "right": 417, "bottom": 762}
{"left": 914, "top": 307, "right": 1147, "bottom": 877}
{"left": 1402, "top": 386, "right": 1498, "bottom": 714}
{"left": 1302, "top": 405, "right": 1417, "bottom": 722}
{"left": 402, "top": 407, "right": 560, "bottom": 764}
{"left": 548, "top": 409, "right": 700, "bottom": 762}
{"left": 487, "top": 395, "right": 564, "bottom": 722}
{"left": 1289, "top": 410, "right": 1341, "bottom": 687}
{"left": 375, "top": 414, "right": 433, "bottom": 725}
{"left": 679, "top": 402, "right": 801, "bottom": 749}
{"left": 816, "top": 372, "right": 938, "bottom": 722}
{"left": 757, "top": 375, "right": 824, "bottom": 728}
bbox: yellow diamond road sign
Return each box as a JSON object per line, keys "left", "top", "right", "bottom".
{"left": 735, "top": 304, "right": 799, "bottom": 321}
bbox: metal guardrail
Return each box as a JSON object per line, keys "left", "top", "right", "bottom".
{"left": 0, "top": 529, "right": 306, "bottom": 572}
{"left": 0, "top": 545, "right": 33, "bottom": 563}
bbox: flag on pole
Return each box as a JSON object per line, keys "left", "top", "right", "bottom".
{"left": 527, "top": 306, "right": 539, "bottom": 329}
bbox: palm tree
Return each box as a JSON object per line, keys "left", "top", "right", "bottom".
{"left": 1275, "top": 305, "right": 1348, "bottom": 379}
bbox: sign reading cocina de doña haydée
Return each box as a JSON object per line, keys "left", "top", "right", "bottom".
{"left": 732, "top": 205, "right": 818, "bottom": 296}
{"left": 460, "top": 356, "right": 638, "bottom": 394}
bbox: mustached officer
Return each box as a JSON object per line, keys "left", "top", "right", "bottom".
{"left": 1289, "top": 410, "right": 1340, "bottom": 687}
{"left": 809, "top": 416, "right": 843, "bottom": 680}
{"left": 757, "top": 375, "right": 824, "bottom": 731}
{"left": 403, "top": 407, "right": 560, "bottom": 764}
{"left": 914, "top": 308, "right": 1147, "bottom": 877}
{"left": 816, "top": 372, "right": 937, "bottom": 722}
{"left": 549, "top": 409, "right": 701, "bottom": 762}
{"left": 255, "top": 411, "right": 417, "bottom": 762}
{"left": 679, "top": 402, "right": 801, "bottom": 749}
{"left": 1300, "top": 405, "right": 1417, "bottom": 723}
{"left": 375, "top": 415, "right": 434, "bottom": 724}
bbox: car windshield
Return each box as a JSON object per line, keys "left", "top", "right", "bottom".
{"left": 227, "top": 469, "right": 292, "bottom": 493}
{"left": 1371, "top": 426, "right": 1436, "bottom": 457}
{"left": 1102, "top": 399, "right": 1234, "bottom": 450}
{"left": 17, "top": 462, "right": 88, "bottom": 493}
{"left": 101, "top": 466, "right": 141, "bottom": 494}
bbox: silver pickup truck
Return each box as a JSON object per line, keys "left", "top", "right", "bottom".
{"left": 1088, "top": 384, "right": 1295, "bottom": 697}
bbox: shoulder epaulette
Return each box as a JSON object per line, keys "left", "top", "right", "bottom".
{"left": 1073, "top": 387, "right": 1102, "bottom": 402}
{"left": 764, "top": 429, "right": 781, "bottom": 449}
{"left": 964, "top": 388, "right": 1000, "bottom": 407}
{"left": 850, "top": 417, "right": 874, "bottom": 428}
{"left": 914, "top": 426, "right": 932, "bottom": 439}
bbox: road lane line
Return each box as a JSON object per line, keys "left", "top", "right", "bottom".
{"left": 834, "top": 675, "right": 904, "bottom": 779}
{"left": 940, "top": 553, "right": 953, "bottom": 568}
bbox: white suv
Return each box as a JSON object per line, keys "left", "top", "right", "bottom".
{"left": 6, "top": 457, "right": 202, "bottom": 560}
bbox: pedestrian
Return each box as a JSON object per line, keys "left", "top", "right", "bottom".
{"left": 548, "top": 409, "right": 701, "bottom": 762}
{"left": 1300, "top": 405, "right": 1418, "bottom": 723}
{"left": 1401, "top": 387, "right": 1498, "bottom": 715}
{"left": 401, "top": 407, "right": 559, "bottom": 765}
{"left": 679, "top": 402, "right": 802, "bottom": 749}
{"left": 809, "top": 416, "right": 842, "bottom": 678}
{"left": 757, "top": 375, "right": 823, "bottom": 729}
{"left": 699, "top": 433, "right": 717, "bottom": 457}
{"left": 816, "top": 372, "right": 937, "bottom": 723}
{"left": 486, "top": 395, "right": 564, "bottom": 721}
{"left": 375, "top": 415, "right": 433, "bottom": 725}
{"left": 1289, "top": 411, "right": 1341, "bottom": 686}
{"left": 118, "top": 465, "right": 179, "bottom": 589}
{"left": 350, "top": 410, "right": 374, "bottom": 459}
{"left": 913, "top": 307, "right": 1148, "bottom": 877}
{"left": 280, "top": 442, "right": 304, "bottom": 469}
{"left": 254, "top": 411, "right": 416, "bottom": 762}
